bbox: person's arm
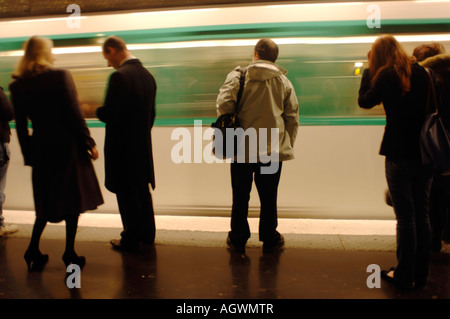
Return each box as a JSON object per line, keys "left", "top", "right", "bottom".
{"left": 9, "top": 83, "right": 32, "bottom": 165}
{"left": 60, "top": 70, "right": 97, "bottom": 159}
{"left": 216, "top": 67, "right": 243, "bottom": 116}
{"left": 283, "top": 79, "right": 299, "bottom": 148}
{"left": 148, "top": 74, "right": 157, "bottom": 129}
{"left": 358, "top": 68, "right": 392, "bottom": 109}
{"left": 96, "top": 71, "right": 124, "bottom": 123}
{"left": 0, "top": 87, "right": 13, "bottom": 122}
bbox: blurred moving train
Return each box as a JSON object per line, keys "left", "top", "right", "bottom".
{"left": 0, "top": 1, "right": 449, "bottom": 219}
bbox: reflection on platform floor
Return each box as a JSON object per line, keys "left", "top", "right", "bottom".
{"left": 0, "top": 235, "right": 448, "bottom": 300}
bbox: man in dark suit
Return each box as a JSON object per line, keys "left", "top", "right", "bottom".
{"left": 97, "top": 36, "right": 157, "bottom": 251}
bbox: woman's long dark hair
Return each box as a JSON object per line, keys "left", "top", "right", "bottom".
{"left": 369, "top": 35, "right": 415, "bottom": 95}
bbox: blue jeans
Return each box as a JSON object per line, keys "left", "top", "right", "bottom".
{"left": 385, "top": 157, "right": 433, "bottom": 286}
{"left": 0, "top": 143, "right": 10, "bottom": 228}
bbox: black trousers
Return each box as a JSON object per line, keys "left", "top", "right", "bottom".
{"left": 229, "top": 162, "right": 282, "bottom": 246}
{"left": 385, "top": 157, "right": 433, "bottom": 286}
{"left": 116, "top": 181, "right": 155, "bottom": 246}
{"left": 429, "top": 175, "right": 450, "bottom": 242}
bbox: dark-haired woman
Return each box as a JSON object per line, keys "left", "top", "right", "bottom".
{"left": 358, "top": 35, "right": 434, "bottom": 288}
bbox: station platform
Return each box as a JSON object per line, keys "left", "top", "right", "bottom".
{"left": 0, "top": 210, "right": 449, "bottom": 303}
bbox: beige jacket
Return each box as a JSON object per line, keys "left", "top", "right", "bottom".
{"left": 216, "top": 60, "right": 299, "bottom": 162}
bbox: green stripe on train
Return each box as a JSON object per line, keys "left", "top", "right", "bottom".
{"left": 154, "top": 117, "right": 387, "bottom": 126}
{"left": 9, "top": 117, "right": 387, "bottom": 129}
{"left": 0, "top": 19, "right": 449, "bottom": 51}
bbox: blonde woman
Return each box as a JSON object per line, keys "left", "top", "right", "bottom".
{"left": 9, "top": 36, "right": 103, "bottom": 271}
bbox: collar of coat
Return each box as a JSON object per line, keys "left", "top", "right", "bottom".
{"left": 420, "top": 54, "right": 450, "bottom": 75}
{"left": 120, "top": 57, "right": 141, "bottom": 67}
{"left": 246, "top": 60, "right": 288, "bottom": 81}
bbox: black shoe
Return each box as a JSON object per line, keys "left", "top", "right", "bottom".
{"left": 443, "top": 231, "right": 450, "bottom": 243}
{"left": 140, "top": 236, "right": 155, "bottom": 246}
{"left": 226, "top": 235, "right": 245, "bottom": 254}
{"left": 381, "top": 267, "right": 414, "bottom": 289}
{"left": 263, "top": 234, "right": 285, "bottom": 253}
{"left": 24, "top": 249, "right": 49, "bottom": 272}
{"left": 141, "top": 240, "right": 155, "bottom": 247}
{"left": 431, "top": 236, "right": 442, "bottom": 252}
{"left": 415, "top": 279, "right": 427, "bottom": 289}
{"left": 110, "top": 239, "right": 140, "bottom": 252}
{"left": 62, "top": 252, "right": 86, "bottom": 269}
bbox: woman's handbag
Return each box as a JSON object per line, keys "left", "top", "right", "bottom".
{"left": 211, "top": 69, "right": 246, "bottom": 159}
{"left": 420, "top": 68, "right": 450, "bottom": 175}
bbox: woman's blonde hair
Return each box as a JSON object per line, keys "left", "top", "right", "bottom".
{"left": 369, "top": 35, "right": 415, "bottom": 95}
{"left": 13, "top": 36, "right": 54, "bottom": 79}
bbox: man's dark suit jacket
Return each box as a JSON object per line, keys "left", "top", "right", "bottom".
{"left": 97, "top": 59, "right": 156, "bottom": 193}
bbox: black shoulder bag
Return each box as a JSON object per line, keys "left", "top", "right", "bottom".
{"left": 211, "top": 69, "right": 246, "bottom": 159}
{"left": 420, "top": 67, "right": 450, "bottom": 175}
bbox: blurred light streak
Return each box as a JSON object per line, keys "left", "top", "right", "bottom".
{"left": 1, "top": 34, "right": 449, "bottom": 57}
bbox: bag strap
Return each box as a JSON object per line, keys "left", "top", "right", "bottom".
{"left": 235, "top": 68, "right": 247, "bottom": 115}
{"left": 424, "top": 67, "right": 438, "bottom": 114}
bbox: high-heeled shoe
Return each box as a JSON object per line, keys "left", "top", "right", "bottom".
{"left": 24, "top": 249, "right": 49, "bottom": 272}
{"left": 62, "top": 252, "right": 86, "bottom": 269}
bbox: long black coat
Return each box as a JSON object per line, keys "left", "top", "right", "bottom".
{"left": 9, "top": 69, "right": 104, "bottom": 222}
{"left": 97, "top": 59, "right": 156, "bottom": 193}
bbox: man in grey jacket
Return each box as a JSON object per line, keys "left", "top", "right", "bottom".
{"left": 216, "top": 38, "right": 299, "bottom": 253}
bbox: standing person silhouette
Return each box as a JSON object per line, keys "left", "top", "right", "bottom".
{"left": 413, "top": 43, "right": 450, "bottom": 252}
{"left": 358, "top": 35, "right": 434, "bottom": 288}
{"left": 9, "top": 36, "right": 103, "bottom": 271}
{"left": 97, "top": 36, "right": 157, "bottom": 252}
{"left": 216, "top": 38, "right": 299, "bottom": 254}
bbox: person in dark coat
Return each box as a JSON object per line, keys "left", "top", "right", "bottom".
{"left": 96, "top": 36, "right": 157, "bottom": 252}
{"left": 358, "top": 35, "right": 433, "bottom": 289}
{"left": 0, "top": 86, "right": 18, "bottom": 237}
{"left": 418, "top": 47, "right": 450, "bottom": 252}
{"left": 9, "top": 36, "right": 103, "bottom": 271}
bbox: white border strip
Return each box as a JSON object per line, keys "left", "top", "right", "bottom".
{"left": 3, "top": 210, "right": 396, "bottom": 235}
{"left": 1, "top": 34, "right": 450, "bottom": 57}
